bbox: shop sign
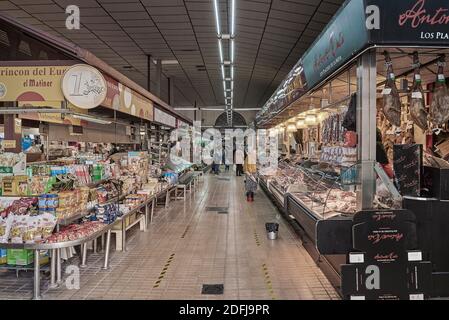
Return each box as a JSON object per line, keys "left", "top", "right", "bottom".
{"left": 14, "top": 118, "right": 22, "bottom": 134}
{"left": 61, "top": 64, "right": 107, "bottom": 109}
{"left": 1, "top": 140, "right": 16, "bottom": 149}
{"left": 368, "top": 0, "right": 449, "bottom": 45}
{"left": 302, "top": 0, "right": 368, "bottom": 89}
{"left": 0, "top": 65, "right": 70, "bottom": 107}
{"left": 341, "top": 209, "right": 432, "bottom": 300}
{"left": 102, "top": 75, "right": 154, "bottom": 121}
{"left": 18, "top": 113, "right": 83, "bottom": 126}
{"left": 154, "top": 108, "right": 176, "bottom": 128}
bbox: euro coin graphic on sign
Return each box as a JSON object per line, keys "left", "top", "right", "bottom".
{"left": 61, "top": 64, "right": 107, "bottom": 109}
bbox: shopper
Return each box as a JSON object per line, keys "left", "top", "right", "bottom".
{"left": 235, "top": 148, "right": 244, "bottom": 176}
{"left": 244, "top": 171, "right": 258, "bottom": 202}
{"left": 376, "top": 128, "right": 394, "bottom": 179}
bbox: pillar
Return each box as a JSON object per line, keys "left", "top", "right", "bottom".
{"left": 168, "top": 77, "right": 174, "bottom": 106}
{"left": 155, "top": 59, "right": 162, "bottom": 98}
{"left": 147, "top": 55, "right": 152, "bottom": 92}
{"left": 356, "top": 49, "right": 377, "bottom": 210}
{"left": 3, "top": 103, "right": 22, "bottom": 153}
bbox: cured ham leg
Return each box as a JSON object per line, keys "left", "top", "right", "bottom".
{"left": 409, "top": 52, "right": 428, "bottom": 131}
{"left": 382, "top": 52, "right": 402, "bottom": 127}
{"left": 430, "top": 55, "right": 449, "bottom": 127}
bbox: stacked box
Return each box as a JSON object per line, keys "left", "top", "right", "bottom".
{"left": 0, "top": 249, "right": 6, "bottom": 264}
{"left": 7, "top": 249, "right": 34, "bottom": 266}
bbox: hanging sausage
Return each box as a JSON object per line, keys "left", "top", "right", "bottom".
{"left": 430, "top": 55, "right": 449, "bottom": 127}
{"left": 382, "top": 52, "right": 402, "bottom": 127}
{"left": 409, "top": 52, "right": 428, "bottom": 131}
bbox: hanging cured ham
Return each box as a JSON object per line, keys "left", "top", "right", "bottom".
{"left": 430, "top": 55, "right": 449, "bottom": 127}
{"left": 409, "top": 52, "right": 428, "bottom": 131}
{"left": 382, "top": 52, "right": 402, "bottom": 127}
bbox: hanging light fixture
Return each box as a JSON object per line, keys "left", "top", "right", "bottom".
{"left": 287, "top": 124, "right": 297, "bottom": 132}
{"left": 296, "top": 118, "right": 306, "bottom": 129}
{"left": 317, "top": 112, "right": 328, "bottom": 122}
{"left": 305, "top": 114, "right": 317, "bottom": 126}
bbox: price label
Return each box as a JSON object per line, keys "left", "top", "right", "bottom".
{"left": 438, "top": 74, "right": 446, "bottom": 82}
{"left": 411, "top": 91, "right": 423, "bottom": 99}
{"left": 382, "top": 88, "right": 392, "bottom": 95}
{"left": 2, "top": 140, "right": 16, "bottom": 149}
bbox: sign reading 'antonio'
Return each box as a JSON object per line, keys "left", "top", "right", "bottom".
{"left": 368, "top": 0, "right": 449, "bottom": 45}
{"left": 341, "top": 209, "right": 432, "bottom": 300}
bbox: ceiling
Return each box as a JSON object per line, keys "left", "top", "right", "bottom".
{"left": 0, "top": 0, "right": 344, "bottom": 122}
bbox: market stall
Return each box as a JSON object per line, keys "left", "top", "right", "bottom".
{"left": 256, "top": 0, "right": 449, "bottom": 299}
{"left": 0, "top": 13, "right": 197, "bottom": 300}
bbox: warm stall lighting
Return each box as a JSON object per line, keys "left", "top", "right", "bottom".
{"left": 72, "top": 114, "right": 111, "bottom": 125}
{"left": 296, "top": 119, "right": 306, "bottom": 129}
{"left": 287, "top": 124, "right": 297, "bottom": 132}
{"left": 318, "top": 112, "right": 328, "bottom": 122}
{"left": 305, "top": 114, "right": 317, "bottom": 126}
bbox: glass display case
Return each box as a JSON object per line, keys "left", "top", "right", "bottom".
{"left": 261, "top": 160, "right": 400, "bottom": 220}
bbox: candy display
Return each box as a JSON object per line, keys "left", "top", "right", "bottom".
{"left": 0, "top": 197, "right": 56, "bottom": 244}
{"left": 45, "top": 221, "right": 105, "bottom": 243}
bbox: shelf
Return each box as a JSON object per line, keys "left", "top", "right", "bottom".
{"left": 0, "top": 263, "right": 50, "bottom": 272}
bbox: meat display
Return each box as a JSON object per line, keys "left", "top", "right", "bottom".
{"left": 382, "top": 52, "right": 402, "bottom": 127}
{"left": 430, "top": 55, "right": 449, "bottom": 127}
{"left": 409, "top": 52, "right": 428, "bottom": 131}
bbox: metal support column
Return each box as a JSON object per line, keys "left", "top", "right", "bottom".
{"left": 49, "top": 249, "right": 57, "bottom": 289}
{"left": 103, "top": 230, "right": 112, "bottom": 270}
{"left": 168, "top": 77, "right": 174, "bottom": 105}
{"left": 356, "top": 49, "right": 377, "bottom": 210}
{"left": 147, "top": 54, "right": 152, "bottom": 92}
{"left": 155, "top": 58, "right": 162, "bottom": 98}
{"left": 33, "top": 250, "right": 41, "bottom": 300}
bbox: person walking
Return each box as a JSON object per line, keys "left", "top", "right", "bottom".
{"left": 244, "top": 165, "right": 258, "bottom": 202}
{"left": 235, "top": 148, "right": 244, "bottom": 176}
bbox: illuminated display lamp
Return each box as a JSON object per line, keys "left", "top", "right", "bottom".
{"left": 318, "top": 112, "right": 328, "bottom": 122}
{"left": 296, "top": 118, "right": 306, "bottom": 129}
{"left": 287, "top": 124, "right": 297, "bottom": 132}
{"left": 305, "top": 114, "right": 317, "bottom": 126}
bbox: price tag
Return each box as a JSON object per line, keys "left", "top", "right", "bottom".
{"left": 2, "top": 140, "right": 16, "bottom": 149}
{"left": 85, "top": 160, "right": 94, "bottom": 165}
{"left": 438, "top": 74, "right": 446, "bottom": 82}
{"left": 382, "top": 88, "right": 392, "bottom": 95}
{"left": 411, "top": 91, "right": 423, "bottom": 99}
{"left": 415, "top": 74, "right": 421, "bottom": 81}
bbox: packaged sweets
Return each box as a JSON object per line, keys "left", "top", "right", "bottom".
{"left": 9, "top": 214, "right": 28, "bottom": 243}
{"left": 23, "top": 216, "right": 39, "bottom": 244}
{"left": 0, "top": 215, "right": 12, "bottom": 243}
{"left": 46, "top": 194, "right": 59, "bottom": 209}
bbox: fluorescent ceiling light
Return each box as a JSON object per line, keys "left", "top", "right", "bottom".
{"left": 213, "top": 0, "right": 221, "bottom": 35}
{"left": 161, "top": 60, "right": 179, "bottom": 65}
{"left": 231, "top": 66, "right": 234, "bottom": 79}
{"left": 218, "top": 39, "right": 223, "bottom": 63}
{"left": 231, "top": 0, "right": 235, "bottom": 37}
{"left": 230, "top": 39, "right": 235, "bottom": 63}
{"left": 72, "top": 114, "right": 112, "bottom": 125}
{"left": 221, "top": 65, "right": 226, "bottom": 79}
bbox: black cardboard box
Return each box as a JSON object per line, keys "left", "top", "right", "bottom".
{"left": 423, "top": 166, "right": 449, "bottom": 200}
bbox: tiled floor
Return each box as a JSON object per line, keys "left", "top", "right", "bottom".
{"left": 0, "top": 173, "right": 340, "bottom": 300}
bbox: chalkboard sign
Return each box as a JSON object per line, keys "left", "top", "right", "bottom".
{"left": 341, "top": 209, "right": 432, "bottom": 300}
